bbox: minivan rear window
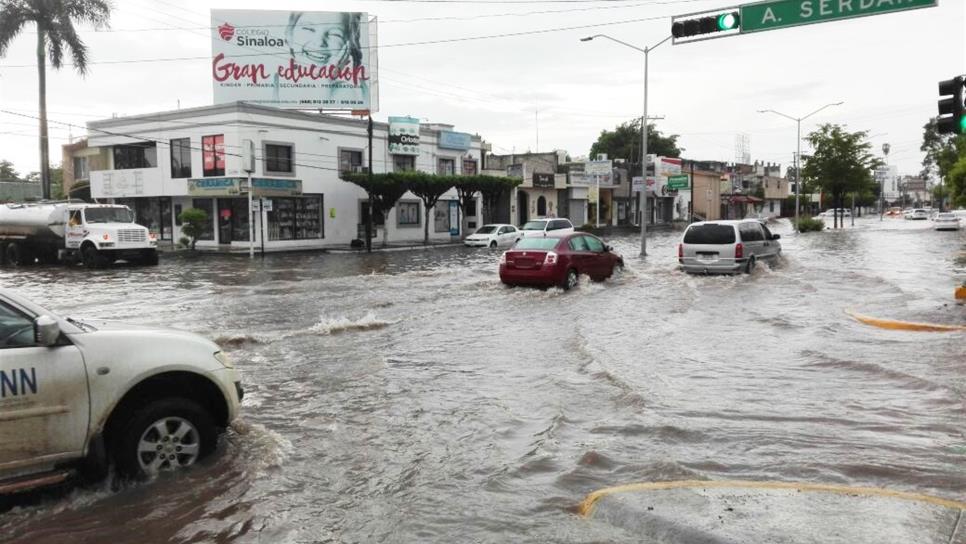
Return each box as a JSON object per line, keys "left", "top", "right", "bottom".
{"left": 684, "top": 224, "right": 736, "bottom": 244}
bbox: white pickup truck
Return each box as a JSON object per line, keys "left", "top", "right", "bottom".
{"left": 0, "top": 289, "right": 242, "bottom": 493}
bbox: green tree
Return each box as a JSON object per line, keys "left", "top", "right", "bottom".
{"left": 947, "top": 155, "right": 966, "bottom": 209}
{"left": 401, "top": 172, "right": 454, "bottom": 244}
{"left": 589, "top": 119, "right": 682, "bottom": 175}
{"left": 178, "top": 207, "right": 209, "bottom": 250}
{"left": 24, "top": 163, "right": 63, "bottom": 198}
{"left": 454, "top": 178, "right": 482, "bottom": 238}
{"left": 0, "top": 159, "right": 21, "bottom": 182}
{"left": 921, "top": 118, "right": 966, "bottom": 208}
{"left": 341, "top": 173, "right": 410, "bottom": 247}
{"left": 0, "top": 0, "right": 111, "bottom": 200}
{"left": 802, "top": 124, "right": 882, "bottom": 229}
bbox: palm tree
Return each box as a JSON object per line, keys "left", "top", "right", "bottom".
{"left": 0, "top": 0, "right": 111, "bottom": 200}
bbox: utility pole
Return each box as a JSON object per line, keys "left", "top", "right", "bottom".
{"left": 367, "top": 114, "right": 374, "bottom": 253}
{"left": 880, "top": 143, "right": 890, "bottom": 221}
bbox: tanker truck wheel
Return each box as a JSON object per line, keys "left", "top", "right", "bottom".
{"left": 82, "top": 244, "right": 108, "bottom": 269}
{"left": 4, "top": 243, "right": 28, "bottom": 266}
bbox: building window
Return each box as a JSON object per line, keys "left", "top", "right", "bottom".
{"left": 537, "top": 196, "right": 547, "bottom": 216}
{"left": 267, "top": 195, "right": 323, "bottom": 240}
{"left": 438, "top": 158, "right": 455, "bottom": 175}
{"left": 462, "top": 159, "right": 477, "bottom": 176}
{"left": 264, "top": 143, "right": 294, "bottom": 175}
{"left": 394, "top": 155, "right": 415, "bottom": 172}
{"left": 769, "top": 200, "right": 775, "bottom": 212}
{"left": 340, "top": 149, "right": 364, "bottom": 173}
{"left": 202, "top": 135, "right": 225, "bottom": 177}
{"left": 113, "top": 143, "right": 157, "bottom": 170}
{"left": 170, "top": 138, "right": 191, "bottom": 178}
{"left": 397, "top": 201, "right": 420, "bottom": 227}
{"left": 192, "top": 198, "right": 215, "bottom": 240}
{"left": 434, "top": 202, "right": 451, "bottom": 233}
{"left": 72, "top": 156, "right": 89, "bottom": 181}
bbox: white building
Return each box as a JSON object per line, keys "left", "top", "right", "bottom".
{"left": 72, "top": 102, "right": 484, "bottom": 250}
{"left": 875, "top": 165, "right": 900, "bottom": 203}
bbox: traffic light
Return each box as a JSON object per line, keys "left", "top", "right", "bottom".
{"left": 672, "top": 11, "right": 740, "bottom": 39}
{"left": 937, "top": 75, "right": 965, "bottom": 135}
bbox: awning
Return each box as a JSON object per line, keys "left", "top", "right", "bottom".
{"left": 726, "top": 195, "right": 763, "bottom": 204}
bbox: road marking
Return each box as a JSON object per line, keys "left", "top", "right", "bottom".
{"left": 577, "top": 479, "right": 966, "bottom": 518}
{"left": 845, "top": 309, "right": 966, "bottom": 332}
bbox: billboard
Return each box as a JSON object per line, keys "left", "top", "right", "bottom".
{"left": 211, "top": 10, "right": 377, "bottom": 111}
{"left": 388, "top": 117, "right": 420, "bottom": 155}
{"left": 439, "top": 131, "right": 472, "bottom": 151}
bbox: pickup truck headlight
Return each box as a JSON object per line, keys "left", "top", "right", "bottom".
{"left": 214, "top": 350, "right": 234, "bottom": 369}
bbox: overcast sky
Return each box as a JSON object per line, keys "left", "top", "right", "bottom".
{"left": 1, "top": 0, "right": 963, "bottom": 179}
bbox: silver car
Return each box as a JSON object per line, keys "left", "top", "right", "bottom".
{"left": 678, "top": 220, "right": 782, "bottom": 274}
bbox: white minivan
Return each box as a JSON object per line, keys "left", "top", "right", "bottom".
{"left": 678, "top": 220, "right": 782, "bottom": 274}
{"left": 518, "top": 218, "right": 575, "bottom": 238}
{"left": 0, "top": 289, "right": 242, "bottom": 493}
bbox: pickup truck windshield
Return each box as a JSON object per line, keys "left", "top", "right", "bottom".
{"left": 84, "top": 207, "right": 134, "bottom": 224}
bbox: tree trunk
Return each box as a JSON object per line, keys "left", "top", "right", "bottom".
{"left": 37, "top": 30, "right": 51, "bottom": 200}
{"left": 424, "top": 200, "right": 431, "bottom": 244}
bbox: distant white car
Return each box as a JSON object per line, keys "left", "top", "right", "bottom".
{"left": 518, "top": 218, "right": 575, "bottom": 238}
{"left": 463, "top": 224, "right": 520, "bottom": 248}
{"left": 819, "top": 209, "right": 851, "bottom": 218}
{"left": 932, "top": 212, "right": 961, "bottom": 231}
{"left": 905, "top": 208, "right": 929, "bottom": 220}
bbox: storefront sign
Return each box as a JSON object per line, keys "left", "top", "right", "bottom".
{"left": 657, "top": 157, "right": 683, "bottom": 177}
{"left": 188, "top": 177, "right": 302, "bottom": 197}
{"left": 388, "top": 116, "right": 420, "bottom": 155}
{"left": 585, "top": 160, "right": 613, "bottom": 176}
{"left": 210, "top": 10, "right": 377, "bottom": 111}
{"left": 532, "top": 173, "right": 555, "bottom": 188}
{"left": 588, "top": 185, "right": 599, "bottom": 204}
{"left": 439, "top": 131, "right": 472, "bottom": 151}
{"left": 668, "top": 174, "right": 690, "bottom": 190}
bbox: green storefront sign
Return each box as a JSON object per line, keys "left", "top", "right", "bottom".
{"left": 188, "top": 177, "right": 302, "bottom": 197}
{"left": 668, "top": 174, "right": 690, "bottom": 190}
{"left": 741, "top": 0, "right": 937, "bottom": 34}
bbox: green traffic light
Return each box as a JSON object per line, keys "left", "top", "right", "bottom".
{"left": 717, "top": 12, "right": 738, "bottom": 30}
{"left": 961, "top": 115, "right": 966, "bottom": 134}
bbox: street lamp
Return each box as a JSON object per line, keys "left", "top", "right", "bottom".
{"left": 880, "top": 142, "right": 890, "bottom": 220}
{"left": 757, "top": 101, "right": 843, "bottom": 231}
{"left": 581, "top": 33, "right": 671, "bottom": 258}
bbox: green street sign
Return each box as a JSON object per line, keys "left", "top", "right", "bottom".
{"left": 741, "top": 0, "right": 937, "bottom": 34}
{"left": 668, "top": 174, "right": 690, "bottom": 190}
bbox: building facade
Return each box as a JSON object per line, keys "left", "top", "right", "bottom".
{"left": 64, "top": 103, "right": 484, "bottom": 250}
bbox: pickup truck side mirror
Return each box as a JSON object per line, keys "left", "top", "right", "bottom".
{"left": 35, "top": 315, "right": 60, "bottom": 347}
{"left": 771, "top": 234, "right": 781, "bottom": 240}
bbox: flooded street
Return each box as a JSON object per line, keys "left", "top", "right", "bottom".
{"left": 1, "top": 218, "right": 964, "bottom": 543}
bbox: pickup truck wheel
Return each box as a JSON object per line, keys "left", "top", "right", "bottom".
{"left": 114, "top": 398, "right": 217, "bottom": 479}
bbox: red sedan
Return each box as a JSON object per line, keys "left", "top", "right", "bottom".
{"left": 499, "top": 232, "right": 624, "bottom": 290}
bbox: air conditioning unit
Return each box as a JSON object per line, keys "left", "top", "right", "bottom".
{"left": 596, "top": 153, "right": 608, "bottom": 161}
{"left": 351, "top": 165, "right": 368, "bottom": 173}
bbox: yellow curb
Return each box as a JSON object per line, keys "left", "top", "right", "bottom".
{"left": 577, "top": 479, "right": 966, "bottom": 518}
{"left": 845, "top": 309, "right": 966, "bottom": 333}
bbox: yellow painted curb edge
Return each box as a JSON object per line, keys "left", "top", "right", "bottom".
{"left": 845, "top": 309, "right": 966, "bottom": 333}
{"left": 577, "top": 479, "right": 966, "bottom": 518}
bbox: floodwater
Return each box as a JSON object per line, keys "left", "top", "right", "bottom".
{"left": 1, "top": 217, "right": 964, "bottom": 543}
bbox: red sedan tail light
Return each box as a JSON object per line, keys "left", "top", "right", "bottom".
{"left": 499, "top": 251, "right": 507, "bottom": 265}
{"left": 543, "top": 251, "right": 558, "bottom": 266}
{"left": 734, "top": 243, "right": 744, "bottom": 259}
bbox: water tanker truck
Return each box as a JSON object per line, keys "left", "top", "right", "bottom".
{"left": 0, "top": 202, "right": 158, "bottom": 267}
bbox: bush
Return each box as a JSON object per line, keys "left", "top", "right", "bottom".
{"left": 177, "top": 208, "right": 209, "bottom": 250}
{"left": 796, "top": 216, "right": 824, "bottom": 232}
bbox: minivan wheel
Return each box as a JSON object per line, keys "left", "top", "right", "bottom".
{"left": 562, "top": 268, "right": 578, "bottom": 290}
{"left": 114, "top": 398, "right": 217, "bottom": 480}
{"left": 745, "top": 256, "right": 756, "bottom": 274}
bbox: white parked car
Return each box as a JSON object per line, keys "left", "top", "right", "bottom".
{"left": 463, "top": 224, "right": 520, "bottom": 248}
{"left": 518, "top": 218, "right": 575, "bottom": 238}
{"left": 932, "top": 212, "right": 961, "bottom": 231}
{"left": 0, "top": 289, "right": 242, "bottom": 493}
{"left": 819, "top": 208, "right": 851, "bottom": 218}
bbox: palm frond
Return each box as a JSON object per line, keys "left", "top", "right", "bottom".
{"left": 0, "top": 3, "right": 30, "bottom": 56}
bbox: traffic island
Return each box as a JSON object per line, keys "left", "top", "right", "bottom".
{"left": 578, "top": 480, "right": 966, "bottom": 544}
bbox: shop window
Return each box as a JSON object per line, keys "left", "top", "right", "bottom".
{"left": 264, "top": 143, "right": 294, "bottom": 175}
{"left": 340, "top": 149, "right": 364, "bottom": 173}
{"left": 170, "top": 138, "right": 192, "bottom": 178}
{"left": 397, "top": 201, "right": 420, "bottom": 226}
{"left": 192, "top": 198, "right": 215, "bottom": 240}
{"left": 462, "top": 159, "right": 477, "bottom": 176}
{"left": 268, "top": 196, "right": 323, "bottom": 241}
{"left": 437, "top": 158, "right": 455, "bottom": 175}
{"left": 394, "top": 155, "right": 415, "bottom": 173}
{"left": 202, "top": 135, "right": 225, "bottom": 177}
{"left": 434, "top": 202, "right": 450, "bottom": 233}
{"left": 72, "top": 156, "right": 89, "bottom": 181}
{"left": 113, "top": 143, "right": 157, "bottom": 170}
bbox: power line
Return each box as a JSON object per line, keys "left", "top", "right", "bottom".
{"left": 0, "top": 12, "right": 677, "bottom": 68}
